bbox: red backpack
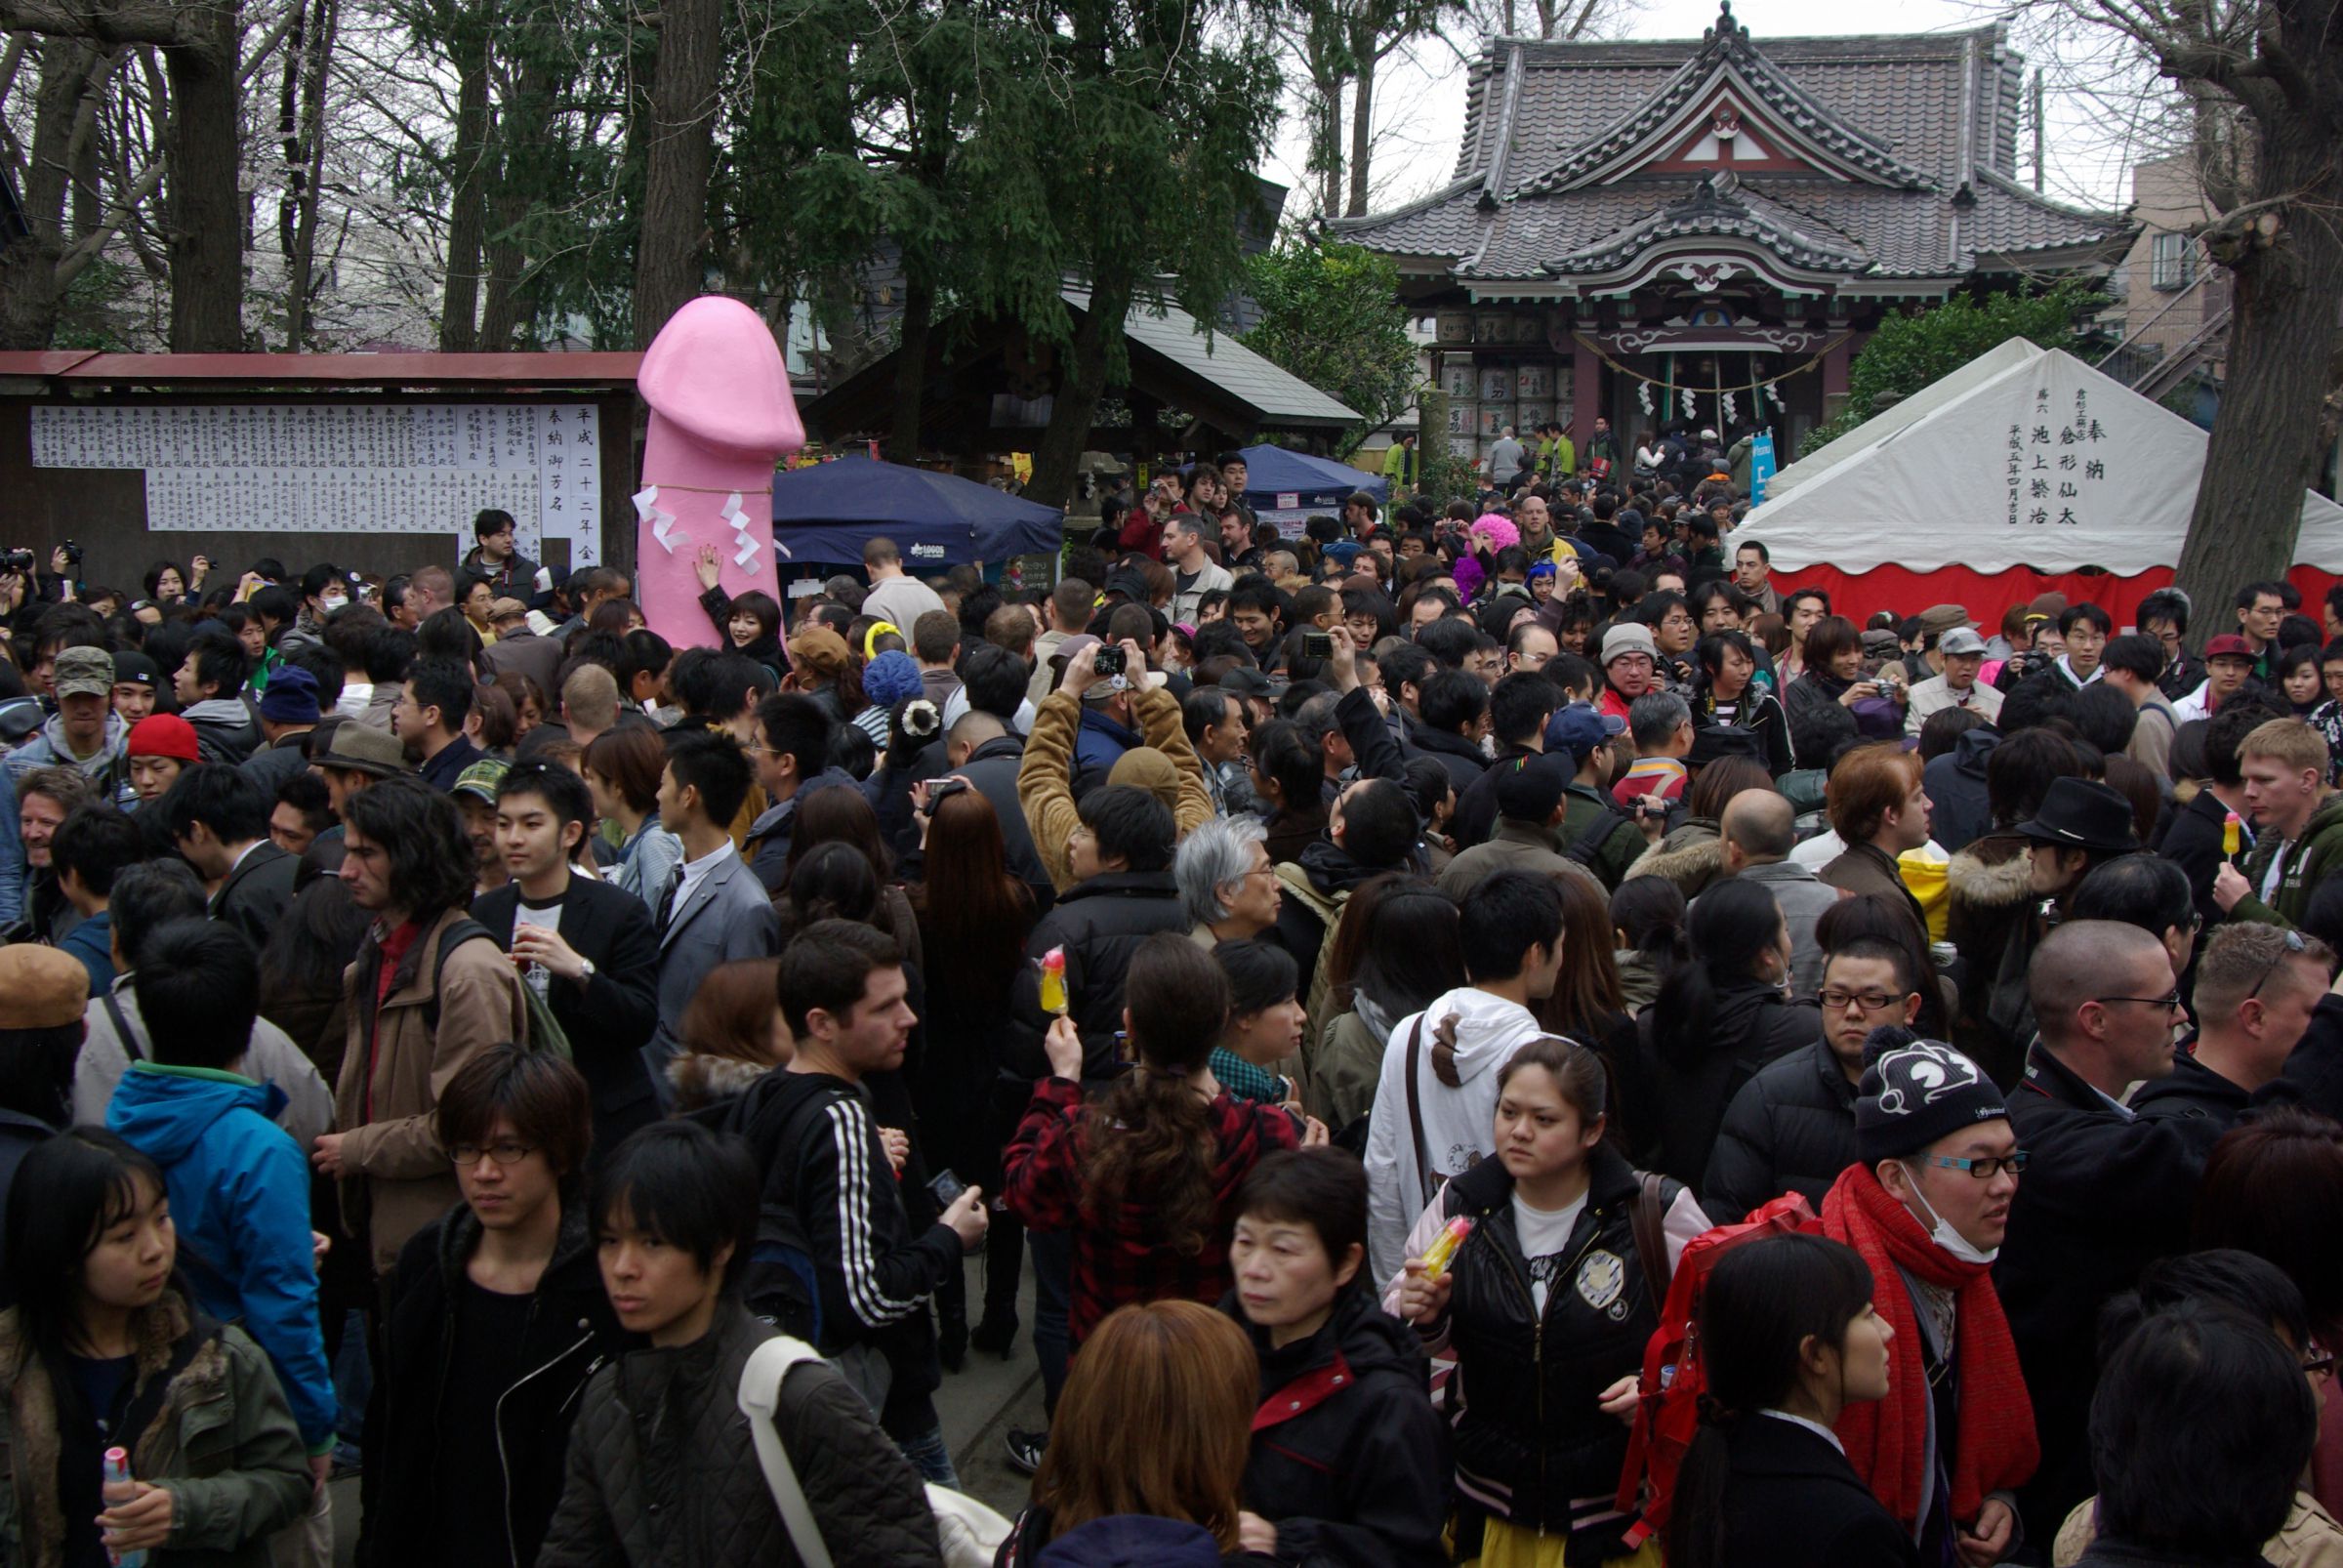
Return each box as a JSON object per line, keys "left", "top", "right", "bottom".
{"left": 1612, "top": 1193, "right": 1823, "bottom": 1549}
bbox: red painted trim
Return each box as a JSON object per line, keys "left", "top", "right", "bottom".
{"left": 1253, "top": 1350, "right": 1356, "bottom": 1434}
{"left": 57, "top": 352, "right": 642, "bottom": 387}
{"left": 1770, "top": 561, "right": 2343, "bottom": 637}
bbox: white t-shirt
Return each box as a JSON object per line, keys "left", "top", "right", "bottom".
{"left": 1514, "top": 1190, "right": 1589, "bottom": 1316}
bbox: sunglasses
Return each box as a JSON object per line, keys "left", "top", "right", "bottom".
{"left": 2246, "top": 929, "right": 2311, "bottom": 1003}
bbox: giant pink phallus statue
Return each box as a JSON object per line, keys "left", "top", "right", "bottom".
{"left": 633, "top": 296, "right": 804, "bottom": 643}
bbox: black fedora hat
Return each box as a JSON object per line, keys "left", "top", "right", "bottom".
{"left": 2015, "top": 776, "right": 2139, "bottom": 855}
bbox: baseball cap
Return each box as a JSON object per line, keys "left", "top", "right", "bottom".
{"left": 127, "top": 713, "right": 201, "bottom": 763}
{"left": 53, "top": 645, "right": 113, "bottom": 700}
{"left": 2203, "top": 634, "right": 2256, "bottom": 662}
{"left": 1601, "top": 624, "right": 1659, "bottom": 666}
{"left": 1545, "top": 702, "right": 1626, "bottom": 763}
{"left": 0, "top": 945, "right": 89, "bottom": 1028}
{"left": 1938, "top": 627, "right": 1988, "bottom": 657}
{"left": 1495, "top": 752, "right": 1573, "bottom": 822}
{"left": 452, "top": 756, "right": 512, "bottom": 805}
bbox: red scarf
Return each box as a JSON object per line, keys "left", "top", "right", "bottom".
{"left": 1820, "top": 1163, "right": 2039, "bottom": 1532}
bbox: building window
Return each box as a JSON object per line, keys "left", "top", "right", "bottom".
{"left": 2151, "top": 230, "right": 2194, "bottom": 292}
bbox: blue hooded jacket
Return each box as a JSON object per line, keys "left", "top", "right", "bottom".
{"left": 106, "top": 1061, "right": 336, "bottom": 1453}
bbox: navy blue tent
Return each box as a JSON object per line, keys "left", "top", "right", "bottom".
{"left": 769, "top": 455, "right": 1063, "bottom": 568}
{"left": 1234, "top": 444, "right": 1387, "bottom": 511}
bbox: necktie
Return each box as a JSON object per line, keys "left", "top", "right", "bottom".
{"left": 655, "top": 876, "right": 680, "bottom": 934}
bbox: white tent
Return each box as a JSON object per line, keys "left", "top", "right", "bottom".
{"left": 1763, "top": 337, "right": 2043, "bottom": 502}
{"left": 1744, "top": 340, "right": 2343, "bottom": 575}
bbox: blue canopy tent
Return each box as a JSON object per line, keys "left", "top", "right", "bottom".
{"left": 769, "top": 455, "right": 1063, "bottom": 569}
{"left": 1234, "top": 444, "right": 1387, "bottom": 511}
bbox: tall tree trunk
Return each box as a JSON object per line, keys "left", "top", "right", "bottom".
{"left": 0, "top": 39, "right": 92, "bottom": 348}
{"left": 1345, "top": 22, "right": 1374, "bottom": 217}
{"left": 437, "top": 0, "right": 490, "bottom": 351}
{"left": 887, "top": 272, "right": 931, "bottom": 463}
{"left": 164, "top": 0, "right": 244, "bottom": 351}
{"left": 630, "top": 0, "right": 720, "bottom": 348}
{"left": 478, "top": 43, "right": 553, "bottom": 349}
{"left": 279, "top": 0, "right": 333, "bottom": 347}
{"left": 2175, "top": 122, "right": 2343, "bottom": 605}
{"left": 1029, "top": 266, "right": 1132, "bottom": 509}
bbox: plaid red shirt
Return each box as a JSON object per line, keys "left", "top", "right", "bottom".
{"left": 1004, "top": 1075, "right": 1301, "bottom": 1348}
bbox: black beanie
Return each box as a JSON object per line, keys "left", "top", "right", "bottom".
{"left": 1856, "top": 1038, "right": 2008, "bottom": 1164}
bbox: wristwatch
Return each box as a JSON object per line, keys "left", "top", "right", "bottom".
{"left": 576, "top": 957, "right": 596, "bottom": 980}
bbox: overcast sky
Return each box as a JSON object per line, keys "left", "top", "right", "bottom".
{"left": 1262, "top": 0, "right": 2158, "bottom": 229}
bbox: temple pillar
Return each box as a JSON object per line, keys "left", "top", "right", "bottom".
{"left": 1821, "top": 335, "right": 1852, "bottom": 422}
{"left": 1570, "top": 339, "right": 1599, "bottom": 454}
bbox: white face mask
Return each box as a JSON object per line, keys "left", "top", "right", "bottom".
{"left": 320, "top": 592, "right": 348, "bottom": 612}
{"left": 1898, "top": 1163, "right": 1998, "bottom": 1265}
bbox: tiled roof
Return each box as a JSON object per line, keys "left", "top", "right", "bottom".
{"left": 1538, "top": 172, "right": 1870, "bottom": 273}
{"left": 1060, "top": 287, "right": 1360, "bottom": 426}
{"left": 1337, "top": 4, "right": 2130, "bottom": 286}
{"left": 1516, "top": 11, "right": 1931, "bottom": 195}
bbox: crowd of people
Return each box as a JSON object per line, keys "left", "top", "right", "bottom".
{"left": 0, "top": 471, "right": 2340, "bottom": 1568}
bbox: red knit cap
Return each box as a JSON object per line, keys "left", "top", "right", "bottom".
{"left": 127, "top": 713, "right": 201, "bottom": 763}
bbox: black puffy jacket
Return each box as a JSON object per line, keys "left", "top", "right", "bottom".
{"left": 1701, "top": 1036, "right": 1857, "bottom": 1223}
{"left": 1007, "top": 869, "right": 1187, "bottom": 1082}
{"left": 1433, "top": 1144, "right": 1674, "bottom": 1550}
{"left": 1617, "top": 980, "right": 1820, "bottom": 1190}
{"left": 367, "top": 1202, "right": 636, "bottom": 1568}
{"left": 1230, "top": 1286, "right": 1452, "bottom": 1568}
{"left": 535, "top": 1304, "right": 942, "bottom": 1568}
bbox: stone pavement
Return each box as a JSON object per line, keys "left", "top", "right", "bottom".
{"left": 330, "top": 1256, "right": 1044, "bottom": 1563}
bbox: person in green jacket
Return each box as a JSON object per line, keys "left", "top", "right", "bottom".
{"left": 0, "top": 1129, "right": 310, "bottom": 1568}
{"left": 1538, "top": 421, "right": 1576, "bottom": 483}
{"left": 1381, "top": 432, "right": 1418, "bottom": 499}
{"left": 1548, "top": 705, "right": 1655, "bottom": 889}
{"left": 2217, "top": 717, "right": 2343, "bottom": 928}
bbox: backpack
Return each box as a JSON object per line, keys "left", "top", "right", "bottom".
{"left": 1612, "top": 1191, "right": 1823, "bottom": 1548}
{"left": 726, "top": 1081, "right": 853, "bottom": 1344}
{"left": 423, "top": 917, "right": 567, "bottom": 1060}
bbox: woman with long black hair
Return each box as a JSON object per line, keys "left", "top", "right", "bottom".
{"left": 1664, "top": 1232, "right": 1911, "bottom": 1568}
{"left": 905, "top": 779, "right": 1037, "bottom": 1360}
{"left": 0, "top": 1129, "right": 309, "bottom": 1567}
{"left": 1618, "top": 877, "right": 1818, "bottom": 1190}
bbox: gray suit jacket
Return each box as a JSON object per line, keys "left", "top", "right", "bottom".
{"left": 648, "top": 848, "right": 779, "bottom": 1104}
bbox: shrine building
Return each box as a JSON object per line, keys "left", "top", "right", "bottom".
{"left": 1332, "top": 2, "right": 2135, "bottom": 462}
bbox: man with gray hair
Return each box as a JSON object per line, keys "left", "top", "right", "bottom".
{"left": 1487, "top": 424, "right": 1526, "bottom": 490}
{"left": 1613, "top": 690, "right": 1694, "bottom": 808}
{"left": 1710, "top": 789, "right": 1838, "bottom": 999}
{"left": 1290, "top": 689, "right": 1353, "bottom": 802}
{"left": 1173, "top": 814, "right": 1281, "bottom": 944}
{"left": 1997, "top": 918, "right": 2211, "bottom": 1546}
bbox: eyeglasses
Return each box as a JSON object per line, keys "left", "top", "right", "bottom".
{"left": 2091, "top": 991, "right": 2186, "bottom": 1017}
{"left": 450, "top": 1139, "right": 537, "bottom": 1167}
{"left": 1914, "top": 1150, "right": 2030, "bottom": 1180}
{"left": 2306, "top": 1348, "right": 2337, "bottom": 1381}
{"left": 2246, "top": 929, "right": 2310, "bottom": 1002}
{"left": 1818, "top": 988, "right": 1911, "bottom": 1013}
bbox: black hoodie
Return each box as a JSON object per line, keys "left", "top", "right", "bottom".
{"left": 1229, "top": 1286, "right": 1453, "bottom": 1568}
{"left": 1921, "top": 724, "right": 1999, "bottom": 853}
{"left": 1267, "top": 837, "right": 1402, "bottom": 1000}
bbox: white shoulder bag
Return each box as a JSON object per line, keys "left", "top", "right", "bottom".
{"left": 738, "top": 1336, "right": 1012, "bottom": 1568}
